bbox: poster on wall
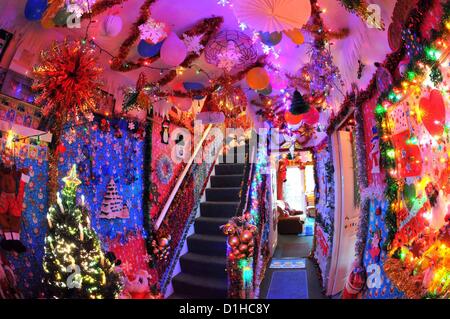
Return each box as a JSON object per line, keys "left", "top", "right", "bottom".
{"left": 0, "top": 29, "right": 13, "bottom": 62}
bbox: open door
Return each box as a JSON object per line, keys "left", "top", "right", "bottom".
{"left": 327, "top": 129, "right": 360, "bottom": 296}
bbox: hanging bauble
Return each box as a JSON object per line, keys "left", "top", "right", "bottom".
{"left": 258, "top": 84, "right": 272, "bottom": 96}
{"left": 290, "top": 90, "right": 310, "bottom": 115}
{"left": 228, "top": 236, "right": 239, "bottom": 247}
{"left": 420, "top": 89, "right": 446, "bottom": 137}
{"left": 137, "top": 40, "right": 163, "bottom": 57}
{"left": 160, "top": 32, "right": 187, "bottom": 66}
{"left": 103, "top": 14, "right": 123, "bottom": 37}
{"left": 246, "top": 67, "right": 270, "bottom": 90}
{"left": 169, "top": 96, "right": 192, "bottom": 112}
{"left": 302, "top": 106, "right": 320, "bottom": 125}
{"left": 283, "top": 29, "right": 304, "bottom": 45}
{"left": 240, "top": 230, "right": 253, "bottom": 244}
{"left": 53, "top": 7, "right": 71, "bottom": 26}
{"left": 375, "top": 63, "right": 393, "bottom": 94}
{"left": 183, "top": 82, "right": 205, "bottom": 100}
{"left": 25, "top": 0, "right": 48, "bottom": 21}
{"left": 259, "top": 31, "right": 282, "bottom": 46}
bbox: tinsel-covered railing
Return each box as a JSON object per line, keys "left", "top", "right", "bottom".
{"left": 223, "top": 131, "right": 272, "bottom": 299}
{"left": 149, "top": 125, "right": 222, "bottom": 293}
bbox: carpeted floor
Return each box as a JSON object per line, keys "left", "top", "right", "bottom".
{"left": 266, "top": 270, "right": 309, "bottom": 299}
{"left": 259, "top": 230, "right": 326, "bottom": 299}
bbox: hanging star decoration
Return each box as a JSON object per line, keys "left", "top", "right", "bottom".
{"left": 62, "top": 164, "right": 82, "bottom": 188}
{"left": 182, "top": 34, "right": 204, "bottom": 55}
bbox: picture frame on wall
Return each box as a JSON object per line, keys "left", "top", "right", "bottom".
{"left": 0, "top": 29, "right": 13, "bottom": 62}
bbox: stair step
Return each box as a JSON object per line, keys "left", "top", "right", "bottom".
{"left": 200, "top": 202, "right": 239, "bottom": 218}
{"left": 206, "top": 187, "right": 241, "bottom": 202}
{"left": 210, "top": 175, "right": 243, "bottom": 188}
{"left": 187, "top": 234, "right": 227, "bottom": 256}
{"left": 215, "top": 163, "right": 245, "bottom": 175}
{"left": 194, "top": 217, "right": 229, "bottom": 236}
{"left": 171, "top": 273, "right": 228, "bottom": 299}
{"left": 180, "top": 252, "right": 227, "bottom": 278}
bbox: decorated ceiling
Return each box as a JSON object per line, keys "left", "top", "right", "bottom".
{"left": 0, "top": 0, "right": 404, "bottom": 146}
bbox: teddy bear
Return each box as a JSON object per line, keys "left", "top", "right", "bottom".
{"left": 119, "top": 270, "right": 155, "bottom": 299}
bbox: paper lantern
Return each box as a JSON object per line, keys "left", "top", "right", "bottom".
{"left": 103, "top": 15, "right": 123, "bottom": 37}
{"left": 246, "top": 67, "right": 270, "bottom": 90}
{"left": 160, "top": 32, "right": 187, "bottom": 66}
{"left": 25, "top": 0, "right": 48, "bottom": 21}
{"left": 302, "top": 106, "right": 320, "bottom": 125}
{"left": 283, "top": 29, "right": 304, "bottom": 45}
{"left": 170, "top": 96, "right": 192, "bottom": 112}
{"left": 137, "top": 40, "right": 163, "bottom": 57}
{"left": 205, "top": 30, "right": 257, "bottom": 71}
{"left": 259, "top": 31, "right": 282, "bottom": 46}
{"left": 196, "top": 95, "right": 225, "bottom": 124}
{"left": 290, "top": 90, "right": 310, "bottom": 115}
{"left": 284, "top": 111, "right": 303, "bottom": 125}
{"left": 420, "top": 89, "right": 446, "bottom": 137}
{"left": 232, "top": 0, "right": 311, "bottom": 33}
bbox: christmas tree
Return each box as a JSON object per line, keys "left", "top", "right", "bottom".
{"left": 100, "top": 178, "right": 124, "bottom": 219}
{"left": 42, "top": 165, "right": 122, "bottom": 299}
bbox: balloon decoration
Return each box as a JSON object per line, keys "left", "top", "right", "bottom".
{"left": 169, "top": 96, "right": 192, "bottom": 112}
{"left": 419, "top": 89, "right": 446, "bottom": 137}
{"left": 259, "top": 31, "right": 282, "bottom": 46}
{"left": 246, "top": 67, "right": 270, "bottom": 90}
{"left": 232, "top": 0, "right": 311, "bottom": 33}
{"left": 205, "top": 30, "right": 257, "bottom": 71}
{"left": 160, "top": 32, "right": 187, "bottom": 66}
{"left": 103, "top": 14, "right": 123, "bottom": 37}
{"left": 283, "top": 28, "right": 304, "bottom": 45}
{"left": 137, "top": 40, "right": 163, "bottom": 58}
{"left": 24, "top": 0, "right": 48, "bottom": 21}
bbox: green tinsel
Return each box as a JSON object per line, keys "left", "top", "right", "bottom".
{"left": 430, "top": 66, "right": 443, "bottom": 86}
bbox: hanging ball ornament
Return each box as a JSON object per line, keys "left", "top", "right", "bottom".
{"left": 228, "top": 236, "right": 240, "bottom": 247}
{"left": 246, "top": 67, "right": 270, "bottom": 90}
{"left": 160, "top": 32, "right": 187, "bottom": 66}
{"left": 103, "top": 14, "right": 123, "bottom": 37}
{"left": 240, "top": 230, "right": 253, "bottom": 244}
{"left": 24, "top": 0, "right": 48, "bottom": 21}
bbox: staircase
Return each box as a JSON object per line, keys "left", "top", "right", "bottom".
{"left": 170, "top": 146, "right": 246, "bottom": 299}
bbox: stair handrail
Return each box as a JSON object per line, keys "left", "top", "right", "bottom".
{"left": 155, "top": 124, "right": 213, "bottom": 230}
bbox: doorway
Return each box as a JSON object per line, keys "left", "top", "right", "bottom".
{"left": 327, "top": 116, "right": 361, "bottom": 296}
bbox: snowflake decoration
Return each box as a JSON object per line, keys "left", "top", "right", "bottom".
{"left": 239, "top": 22, "right": 248, "bottom": 31}
{"left": 217, "top": 0, "right": 230, "bottom": 6}
{"left": 216, "top": 43, "right": 242, "bottom": 71}
{"left": 128, "top": 121, "right": 135, "bottom": 130}
{"left": 182, "top": 34, "right": 204, "bottom": 55}
{"left": 65, "top": 129, "right": 77, "bottom": 145}
{"left": 138, "top": 17, "right": 167, "bottom": 43}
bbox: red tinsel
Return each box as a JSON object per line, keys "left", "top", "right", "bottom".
{"left": 33, "top": 39, "right": 103, "bottom": 121}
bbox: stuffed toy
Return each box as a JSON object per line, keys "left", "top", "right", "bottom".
{"left": 0, "top": 150, "right": 29, "bottom": 254}
{"left": 0, "top": 251, "right": 22, "bottom": 299}
{"left": 119, "top": 270, "right": 155, "bottom": 299}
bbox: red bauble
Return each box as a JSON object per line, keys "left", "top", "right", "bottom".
{"left": 420, "top": 89, "right": 446, "bottom": 137}
{"left": 228, "top": 236, "right": 240, "bottom": 247}
{"left": 240, "top": 230, "right": 253, "bottom": 244}
{"left": 238, "top": 244, "right": 248, "bottom": 253}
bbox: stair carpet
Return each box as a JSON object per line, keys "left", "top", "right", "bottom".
{"left": 171, "top": 146, "right": 246, "bottom": 299}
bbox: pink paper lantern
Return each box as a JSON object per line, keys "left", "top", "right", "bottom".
{"left": 103, "top": 14, "right": 123, "bottom": 37}
{"left": 160, "top": 32, "right": 187, "bottom": 67}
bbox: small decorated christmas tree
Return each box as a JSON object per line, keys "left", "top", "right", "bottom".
{"left": 100, "top": 178, "right": 124, "bottom": 219}
{"left": 42, "top": 165, "right": 122, "bottom": 299}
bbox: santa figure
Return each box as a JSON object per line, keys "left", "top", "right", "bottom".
{"left": 0, "top": 148, "right": 29, "bottom": 254}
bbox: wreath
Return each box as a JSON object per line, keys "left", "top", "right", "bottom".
{"left": 156, "top": 155, "right": 173, "bottom": 185}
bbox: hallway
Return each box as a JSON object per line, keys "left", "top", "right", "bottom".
{"left": 259, "top": 226, "right": 326, "bottom": 299}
